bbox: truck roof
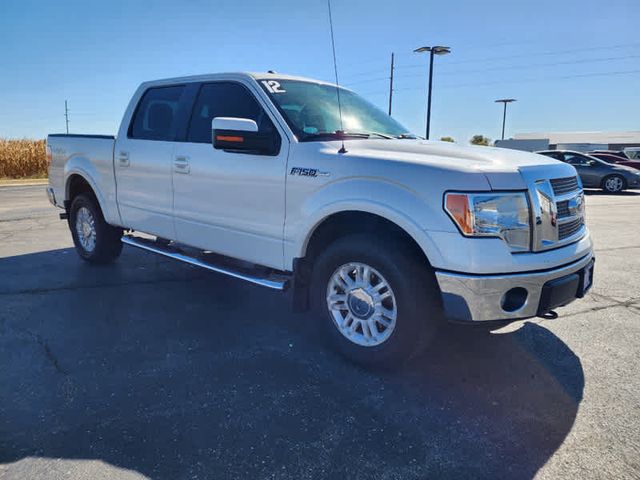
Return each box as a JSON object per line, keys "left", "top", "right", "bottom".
{"left": 140, "top": 71, "right": 338, "bottom": 88}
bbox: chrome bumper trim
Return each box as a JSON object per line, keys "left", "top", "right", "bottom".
{"left": 435, "top": 252, "right": 594, "bottom": 322}
{"left": 46, "top": 186, "right": 56, "bottom": 206}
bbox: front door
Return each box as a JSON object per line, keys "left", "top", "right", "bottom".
{"left": 564, "top": 153, "right": 601, "bottom": 187}
{"left": 172, "top": 81, "right": 288, "bottom": 270}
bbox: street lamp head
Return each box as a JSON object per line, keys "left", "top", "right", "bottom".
{"left": 495, "top": 98, "right": 517, "bottom": 103}
{"left": 414, "top": 45, "right": 451, "bottom": 55}
{"left": 432, "top": 46, "right": 451, "bottom": 55}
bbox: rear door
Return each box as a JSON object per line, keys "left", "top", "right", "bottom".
{"left": 114, "top": 85, "right": 188, "bottom": 239}
{"left": 171, "top": 81, "right": 288, "bottom": 269}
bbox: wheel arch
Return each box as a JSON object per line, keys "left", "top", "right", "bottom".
{"left": 64, "top": 169, "right": 121, "bottom": 225}
{"left": 289, "top": 208, "right": 442, "bottom": 314}
{"left": 66, "top": 173, "right": 96, "bottom": 205}
{"left": 302, "top": 210, "right": 433, "bottom": 267}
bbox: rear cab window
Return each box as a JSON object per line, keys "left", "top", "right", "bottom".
{"left": 129, "top": 86, "right": 186, "bottom": 141}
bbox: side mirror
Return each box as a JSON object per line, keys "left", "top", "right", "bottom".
{"left": 212, "top": 117, "right": 279, "bottom": 155}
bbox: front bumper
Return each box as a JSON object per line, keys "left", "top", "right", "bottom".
{"left": 435, "top": 252, "right": 594, "bottom": 322}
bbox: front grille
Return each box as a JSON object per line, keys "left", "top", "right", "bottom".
{"left": 556, "top": 200, "right": 570, "bottom": 218}
{"left": 558, "top": 217, "right": 583, "bottom": 239}
{"left": 550, "top": 176, "right": 579, "bottom": 195}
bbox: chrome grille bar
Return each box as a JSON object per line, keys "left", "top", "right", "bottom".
{"left": 550, "top": 176, "right": 579, "bottom": 195}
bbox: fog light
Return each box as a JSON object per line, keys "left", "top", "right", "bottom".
{"left": 501, "top": 287, "right": 528, "bottom": 312}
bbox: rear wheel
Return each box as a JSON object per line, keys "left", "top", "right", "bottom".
{"left": 311, "top": 234, "right": 442, "bottom": 368}
{"left": 602, "top": 174, "right": 626, "bottom": 193}
{"left": 69, "top": 193, "right": 123, "bottom": 264}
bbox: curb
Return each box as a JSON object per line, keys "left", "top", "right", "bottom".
{"left": 0, "top": 179, "right": 48, "bottom": 187}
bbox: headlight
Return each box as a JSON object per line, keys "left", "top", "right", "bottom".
{"left": 444, "top": 192, "right": 531, "bottom": 252}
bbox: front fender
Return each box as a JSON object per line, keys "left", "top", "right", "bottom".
{"left": 284, "top": 177, "right": 449, "bottom": 269}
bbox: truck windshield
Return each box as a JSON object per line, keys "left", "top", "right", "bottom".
{"left": 258, "top": 79, "right": 414, "bottom": 141}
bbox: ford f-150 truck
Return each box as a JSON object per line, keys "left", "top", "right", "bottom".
{"left": 47, "top": 72, "right": 594, "bottom": 367}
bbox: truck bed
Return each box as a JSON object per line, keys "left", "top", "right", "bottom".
{"left": 47, "top": 133, "right": 119, "bottom": 225}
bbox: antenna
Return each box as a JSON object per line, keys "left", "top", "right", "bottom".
{"left": 388, "top": 52, "right": 395, "bottom": 115}
{"left": 64, "top": 100, "right": 69, "bottom": 134}
{"left": 327, "top": 0, "right": 347, "bottom": 154}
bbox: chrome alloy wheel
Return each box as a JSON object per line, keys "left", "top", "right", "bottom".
{"left": 605, "top": 176, "right": 624, "bottom": 192}
{"left": 326, "top": 262, "right": 397, "bottom": 347}
{"left": 75, "top": 206, "right": 97, "bottom": 253}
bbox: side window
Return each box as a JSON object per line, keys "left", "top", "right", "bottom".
{"left": 547, "top": 152, "right": 564, "bottom": 161}
{"left": 565, "top": 154, "right": 591, "bottom": 166}
{"left": 187, "top": 82, "right": 277, "bottom": 144}
{"left": 129, "top": 86, "right": 185, "bottom": 141}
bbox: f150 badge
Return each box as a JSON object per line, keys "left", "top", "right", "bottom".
{"left": 290, "top": 167, "right": 330, "bottom": 177}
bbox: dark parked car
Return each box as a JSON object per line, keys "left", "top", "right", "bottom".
{"left": 536, "top": 150, "right": 640, "bottom": 193}
{"left": 589, "top": 150, "right": 630, "bottom": 160}
{"left": 588, "top": 153, "right": 640, "bottom": 171}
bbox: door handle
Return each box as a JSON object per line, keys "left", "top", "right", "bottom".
{"left": 117, "top": 151, "right": 130, "bottom": 167}
{"left": 174, "top": 155, "right": 190, "bottom": 174}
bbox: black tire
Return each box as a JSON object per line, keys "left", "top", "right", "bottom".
{"left": 310, "top": 234, "right": 442, "bottom": 368}
{"left": 68, "top": 193, "right": 123, "bottom": 264}
{"left": 602, "top": 174, "right": 626, "bottom": 194}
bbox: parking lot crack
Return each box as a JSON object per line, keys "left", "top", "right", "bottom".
{"left": 9, "top": 325, "right": 68, "bottom": 375}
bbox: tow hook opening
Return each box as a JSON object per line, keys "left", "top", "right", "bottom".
{"left": 538, "top": 310, "right": 559, "bottom": 320}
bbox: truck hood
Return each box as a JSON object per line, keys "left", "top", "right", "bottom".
{"left": 331, "top": 139, "right": 576, "bottom": 189}
{"left": 338, "top": 139, "right": 562, "bottom": 171}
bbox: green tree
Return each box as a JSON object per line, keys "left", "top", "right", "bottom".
{"left": 440, "top": 136, "right": 455, "bottom": 143}
{"left": 470, "top": 135, "right": 490, "bottom": 146}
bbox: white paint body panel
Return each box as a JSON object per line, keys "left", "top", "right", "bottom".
{"left": 47, "top": 72, "right": 592, "bottom": 279}
{"left": 113, "top": 138, "right": 176, "bottom": 240}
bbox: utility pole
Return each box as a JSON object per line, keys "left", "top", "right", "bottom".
{"left": 388, "top": 52, "right": 395, "bottom": 115}
{"left": 64, "top": 100, "right": 69, "bottom": 134}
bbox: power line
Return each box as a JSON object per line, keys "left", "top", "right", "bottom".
{"left": 395, "top": 41, "right": 640, "bottom": 69}
{"left": 344, "top": 76, "right": 389, "bottom": 86}
{"left": 357, "top": 69, "right": 640, "bottom": 96}
{"left": 391, "top": 54, "right": 640, "bottom": 80}
{"left": 418, "top": 69, "right": 640, "bottom": 90}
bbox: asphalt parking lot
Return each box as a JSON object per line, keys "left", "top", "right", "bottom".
{"left": 0, "top": 185, "right": 639, "bottom": 480}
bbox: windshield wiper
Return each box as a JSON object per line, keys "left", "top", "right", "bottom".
{"left": 300, "top": 130, "right": 397, "bottom": 141}
{"left": 300, "top": 131, "right": 369, "bottom": 141}
{"left": 395, "top": 133, "right": 417, "bottom": 139}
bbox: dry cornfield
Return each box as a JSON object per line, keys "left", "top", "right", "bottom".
{"left": 0, "top": 138, "right": 48, "bottom": 178}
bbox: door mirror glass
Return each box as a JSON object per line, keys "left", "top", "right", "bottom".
{"left": 212, "top": 117, "right": 279, "bottom": 155}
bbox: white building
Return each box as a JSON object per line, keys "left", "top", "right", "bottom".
{"left": 502, "top": 131, "right": 640, "bottom": 152}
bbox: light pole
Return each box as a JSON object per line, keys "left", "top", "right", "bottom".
{"left": 495, "top": 98, "right": 516, "bottom": 140}
{"left": 414, "top": 45, "right": 450, "bottom": 139}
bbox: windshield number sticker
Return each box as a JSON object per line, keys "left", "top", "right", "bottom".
{"left": 262, "top": 80, "right": 286, "bottom": 93}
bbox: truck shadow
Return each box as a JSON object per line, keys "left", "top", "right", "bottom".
{"left": 0, "top": 247, "right": 584, "bottom": 479}
{"left": 584, "top": 188, "right": 640, "bottom": 196}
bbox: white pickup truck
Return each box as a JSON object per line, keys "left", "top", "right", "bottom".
{"left": 47, "top": 72, "right": 594, "bottom": 366}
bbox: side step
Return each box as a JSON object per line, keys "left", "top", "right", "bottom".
{"left": 121, "top": 235, "right": 290, "bottom": 291}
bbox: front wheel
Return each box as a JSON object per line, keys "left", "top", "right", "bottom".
{"left": 602, "top": 174, "right": 626, "bottom": 193}
{"left": 69, "top": 193, "right": 123, "bottom": 264}
{"left": 311, "top": 234, "right": 442, "bottom": 368}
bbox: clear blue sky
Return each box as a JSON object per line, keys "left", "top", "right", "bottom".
{"left": 1, "top": 0, "right": 638, "bottom": 143}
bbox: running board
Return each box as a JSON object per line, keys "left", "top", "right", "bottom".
{"left": 121, "top": 235, "right": 289, "bottom": 291}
